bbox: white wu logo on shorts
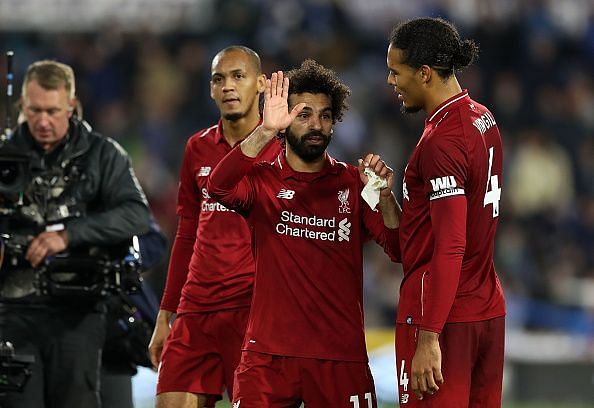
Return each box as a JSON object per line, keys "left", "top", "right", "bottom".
{"left": 232, "top": 401, "right": 241, "bottom": 408}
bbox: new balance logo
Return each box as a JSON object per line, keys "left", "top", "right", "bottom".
{"left": 232, "top": 401, "right": 241, "bottom": 408}
{"left": 276, "top": 189, "right": 295, "bottom": 199}
{"left": 338, "top": 218, "right": 351, "bottom": 242}
{"left": 198, "top": 166, "right": 211, "bottom": 176}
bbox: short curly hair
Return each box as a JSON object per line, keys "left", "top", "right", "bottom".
{"left": 389, "top": 17, "right": 479, "bottom": 79}
{"left": 286, "top": 59, "right": 351, "bottom": 123}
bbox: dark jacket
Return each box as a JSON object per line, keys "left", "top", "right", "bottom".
{"left": 0, "top": 118, "right": 150, "bottom": 299}
{"left": 16, "top": 117, "right": 149, "bottom": 246}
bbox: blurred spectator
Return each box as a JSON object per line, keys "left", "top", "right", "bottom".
{"left": 507, "top": 128, "right": 575, "bottom": 219}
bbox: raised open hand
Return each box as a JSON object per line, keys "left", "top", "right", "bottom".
{"left": 263, "top": 71, "right": 306, "bottom": 134}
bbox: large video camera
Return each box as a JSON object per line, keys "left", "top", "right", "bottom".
{"left": 0, "top": 52, "right": 142, "bottom": 299}
{"left": 0, "top": 232, "right": 144, "bottom": 299}
{"left": 0, "top": 50, "right": 28, "bottom": 210}
{"left": 0, "top": 142, "right": 30, "bottom": 203}
{"left": 0, "top": 131, "right": 143, "bottom": 298}
{"left": 36, "top": 237, "right": 143, "bottom": 297}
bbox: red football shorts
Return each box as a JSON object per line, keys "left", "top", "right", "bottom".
{"left": 231, "top": 350, "right": 378, "bottom": 408}
{"left": 395, "top": 316, "right": 505, "bottom": 407}
{"left": 156, "top": 308, "right": 249, "bottom": 404}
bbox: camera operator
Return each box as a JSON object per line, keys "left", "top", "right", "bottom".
{"left": 0, "top": 60, "right": 150, "bottom": 408}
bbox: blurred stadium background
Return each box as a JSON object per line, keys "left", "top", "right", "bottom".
{"left": 1, "top": 0, "right": 594, "bottom": 406}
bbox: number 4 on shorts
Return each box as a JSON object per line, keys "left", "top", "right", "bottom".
{"left": 399, "top": 360, "right": 409, "bottom": 392}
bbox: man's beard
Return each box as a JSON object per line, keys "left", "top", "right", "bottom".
{"left": 285, "top": 128, "right": 332, "bottom": 163}
{"left": 401, "top": 103, "right": 422, "bottom": 114}
{"left": 223, "top": 111, "right": 245, "bottom": 121}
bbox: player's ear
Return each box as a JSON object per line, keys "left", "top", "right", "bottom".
{"left": 256, "top": 73, "right": 266, "bottom": 94}
{"left": 67, "top": 97, "right": 77, "bottom": 118}
{"left": 419, "top": 65, "right": 431, "bottom": 84}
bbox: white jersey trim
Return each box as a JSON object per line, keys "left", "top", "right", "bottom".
{"left": 428, "top": 91, "right": 468, "bottom": 122}
{"left": 198, "top": 124, "right": 218, "bottom": 138}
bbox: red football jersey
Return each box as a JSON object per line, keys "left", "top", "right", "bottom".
{"left": 160, "top": 121, "right": 280, "bottom": 314}
{"left": 398, "top": 90, "right": 506, "bottom": 333}
{"left": 208, "top": 149, "right": 400, "bottom": 361}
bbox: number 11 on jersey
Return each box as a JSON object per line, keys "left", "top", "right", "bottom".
{"left": 484, "top": 146, "right": 501, "bottom": 218}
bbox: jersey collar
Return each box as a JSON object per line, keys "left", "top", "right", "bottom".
{"left": 274, "top": 150, "right": 341, "bottom": 181}
{"left": 214, "top": 120, "right": 226, "bottom": 144}
{"left": 426, "top": 90, "right": 470, "bottom": 125}
{"left": 214, "top": 119, "right": 263, "bottom": 145}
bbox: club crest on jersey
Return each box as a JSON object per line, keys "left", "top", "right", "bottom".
{"left": 338, "top": 189, "right": 351, "bottom": 213}
{"left": 198, "top": 166, "right": 211, "bottom": 176}
{"left": 429, "top": 176, "right": 464, "bottom": 201}
{"left": 276, "top": 189, "right": 295, "bottom": 200}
